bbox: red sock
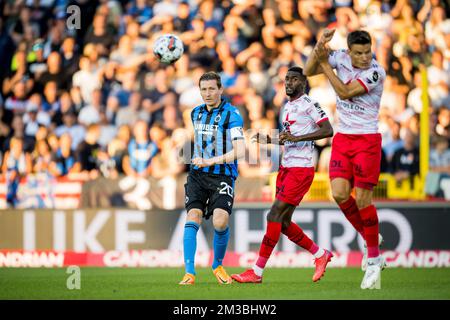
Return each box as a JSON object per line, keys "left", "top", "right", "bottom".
{"left": 256, "top": 221, "right": 282, "bottom": 269}
{"left": 359, "top": 205, "right": 380, "bottom": 258}
{"left": 282, "top": 222, "right": 318, "bottom": 255}
{"left": 339, "top": 196, "right": 365, "bottom": 239}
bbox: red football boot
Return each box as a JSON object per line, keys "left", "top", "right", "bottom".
{"left": 312, "top": 250, "right": 333, "bottom": 282}
{"left": 231, "top": 269, "right": 262, "bottom": 283}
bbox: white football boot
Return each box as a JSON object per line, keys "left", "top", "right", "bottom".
{"left": 360, "top": 256, "right": 386, "bottom": 289}
{"left": 361, "top": 233, "right": 384, "bottom": 271}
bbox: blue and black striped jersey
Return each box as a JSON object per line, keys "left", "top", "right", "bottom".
{"left": 191, "top": 99, "right": 244, "bottom": 179}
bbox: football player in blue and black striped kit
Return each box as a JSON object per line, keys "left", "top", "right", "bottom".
{"left": 179, "top": 72, "right": 245, "bottom": 285}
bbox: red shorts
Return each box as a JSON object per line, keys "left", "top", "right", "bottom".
{"left": 275, "top": 166, "right": 315, "bottom": 206}
{"left": 329, "top": 133, "right": 382, "bottom": 190}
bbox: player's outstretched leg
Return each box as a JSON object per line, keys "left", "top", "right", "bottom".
{"left": 179, "top": 220, "right": 200, "bottom": 285}
{"left": 232, "top": 221, "right": 282, "bottom": 283}
{"left": 212, "top": 226, "right": 232, "bottom": 284}
{"left": 282, "top": 222, "right": 333, "bottom": 282}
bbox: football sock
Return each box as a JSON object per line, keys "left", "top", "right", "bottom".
{"left": 339, "top": 196, "right": 365, "bottom": 239}
{"left": 212, "top": 227, "right": 230, "bottom": 270}
{"left": 359, "top": 205, "right": 380, "bottom": 258}
{"left": 283, "top": 222, "right": 324, "bottom": 257}
{"left": 254, "top": 221, "right": 282, "bottom": 275}
{"left": 183, "top": 221, "right": 199, "bottom": 275}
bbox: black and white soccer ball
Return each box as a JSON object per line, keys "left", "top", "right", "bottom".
{"left": 152, "top": 34, "right": 184, "bottom": 64}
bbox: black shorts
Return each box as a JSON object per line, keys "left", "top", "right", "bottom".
{"left": 184, "top": 170, "right": 235, "bottom": 219}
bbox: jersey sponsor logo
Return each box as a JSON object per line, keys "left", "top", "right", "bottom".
{"left": 194, "top": 123, "right": 219, "bottom": 132}
{"left": 314, "top": 103, "right": 326, "bottom": 118}
{"left": 340, "top": 101, "right": 366, "bottom": 111}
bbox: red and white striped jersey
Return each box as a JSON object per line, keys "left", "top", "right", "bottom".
{"left": 281, "top": 94, "right": 328, "bottom": 168}
{"left": 328, "top": 49, "right": 386, "bottom": 134}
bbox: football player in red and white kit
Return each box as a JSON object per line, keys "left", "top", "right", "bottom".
{"left": 304, "top": 29, "right": 386, "bottom": 289}
{"left": 232, "top": 66, "right": 334, "bottom": 284}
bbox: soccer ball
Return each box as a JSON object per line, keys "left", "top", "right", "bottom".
{"left": 152, "top": 34, "right": 184, "bottom": 64}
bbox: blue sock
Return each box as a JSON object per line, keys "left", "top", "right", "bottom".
{"left": 212, "top": 227, "right": 230, "bottom": 270}
{"left": 183, "top": 221, "right": 199, "bottom": 275}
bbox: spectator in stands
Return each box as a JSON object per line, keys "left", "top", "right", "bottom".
{"left": 4, "top": 80, "right": 30, "bottom": 116}
{"left": 84, "top": 13, "right": 116, "bottom": 55}
{"left": 2, "top": 50, "right": 34, "bottom": 99}
{"left": 383, "top": 121, "right": 404, "bottom": 163}
{"left": 115, "top": 91, "right": 143, "bottom": 127}
{"left": 390, "top": 129, "right": 420, "bottom": 186}
{"left": 78, "top": 89, "right": 103, "bottom": 126}
{"left": 1, "top": 137, "right": 32, "bottom": 207}
{"left": 3, "top": 114, "right": 35, "bottom": 154}
{"left": 436, "top": 107, "right": 450, "bottom": 140}
{"left": 430, "top": 135, "right": 450, "bottom": 173}
{"left": 49, "top": 133, "right": 78, "bottom": 177}
{"left": 60, "top": 37, "right": 80, "bottom": 82}
{"left": 72, "top": 56, "right": 102, "bottom": 105}
{"left": 54, "top": 110, "right": 85, "bottom": 150}
{"left": 32, "top": 139, "right": 53, "bottom": 174}
{"left": 41, "top": 81, "right": 60, "bottom": 116}
{"left": 150, "top": 129, "right": 185, "bottom": 179}
{"left": 426, "top": 134, "right": 450, "bottom": 197}
{"left": 75, "top": 123, "right": 104, "bottom": 180}
{"left": 428, "top": 50, "right": 450, "bottom": 108}
{"left": 35, "top": 51, "right": 68, "bottom": 92}
{"left": 122, "top": 120, "right": 158, "bottom": 179}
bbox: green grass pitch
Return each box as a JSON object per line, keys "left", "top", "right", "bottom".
{"left": 1, "top": 267, "right": 449, "bottom": 300}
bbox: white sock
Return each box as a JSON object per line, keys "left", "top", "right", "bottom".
{"left": 252, "top": 265, "right": 264, "bottom": 277}
{"left": 313, "top": 248, "right": 325, "bottom": 259}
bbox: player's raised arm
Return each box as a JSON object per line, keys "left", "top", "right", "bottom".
{"left": 315, "top": 44, "right": 367, "bottom": 100}
{"left": 304, "top": 28, "right": 335, "bottom": 77}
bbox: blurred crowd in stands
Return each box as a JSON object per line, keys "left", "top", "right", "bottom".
{"left": 0, "top": 0, "right": 449, "bottom": 206}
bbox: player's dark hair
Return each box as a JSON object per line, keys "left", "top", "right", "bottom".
{"left": 287, "top": 66, "right": 307, "bottom": 81}
{"left": 347, "top": 30, "right": 372, "bottom": 48}
{"left": 199, "top": 71, "right": 222, "bottom": 88}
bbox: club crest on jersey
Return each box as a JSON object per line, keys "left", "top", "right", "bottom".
{"left": 214, "top": 114, "right": 221, "bottom": 123}
{"left": 367, "top": 71, "right": 379, "bottom": 84}
{"left": 283, "top": 113, "right": 296, "bottom": 132}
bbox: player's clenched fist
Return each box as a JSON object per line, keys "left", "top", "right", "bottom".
{"left": 279, "top": 131, "right": 297, "bottom": 144}
{"left": 318, "top": 28, "right": 335, "bottom": 45}
{"left": 315, "top": 43, "right": 330, "bottom": 63}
